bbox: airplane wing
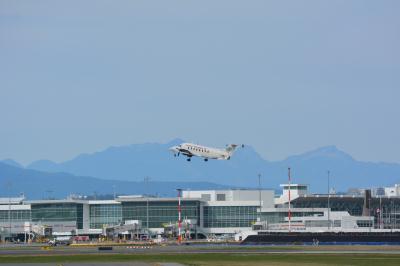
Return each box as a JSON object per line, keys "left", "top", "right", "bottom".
{"left": 178, "top": 148, "right": 194, "bottom": 157}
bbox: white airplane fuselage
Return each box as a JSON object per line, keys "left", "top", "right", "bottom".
{"left": 169, "top": 143, "right": 237, "bottom": 161}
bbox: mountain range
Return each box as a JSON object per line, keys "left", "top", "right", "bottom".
{"left": 1, "top": 139, "right": 400, "bottom": 198}
{"left": 0, "top": 161, "right": 229, "bottom": 199}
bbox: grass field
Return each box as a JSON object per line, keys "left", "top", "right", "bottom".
{"left": 0, "top": 253, "right": 400, "bottom": 265}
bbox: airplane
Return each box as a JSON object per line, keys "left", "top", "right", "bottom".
{"left": 169, "top": 142, "right": 241, "bottom": 162}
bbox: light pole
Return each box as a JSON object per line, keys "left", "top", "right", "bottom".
{"left": 379, "top": 196, "right": 383, "bottom": 229}
{"left": 144, "top": 177, "right": 150, "bottom": 231}
{"left": 45, "top": 190, "right": 53, "bottom": 200}
{"left": 8, "top": 195, "right": 11, "bottom": 239}
{"left": 176, "top": 188, "right": 183, "bottom": 243}
{"left": 391, "top": 200, "right": 394, "bottom": 232}
{"left": 327, "top": 171, "right": 331, "bottom": 230}
{"left": 7, "top": 181, "right": 12, "bottom": 239}
{"left": 258, "top": 173, "right": 262, "bottom": 222}
{"left": 288, "top": 168, "right": 291, "bottom": 232}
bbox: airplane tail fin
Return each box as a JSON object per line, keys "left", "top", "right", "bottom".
{"left": 225, "top": 144, "right": 238, "bottom": 156}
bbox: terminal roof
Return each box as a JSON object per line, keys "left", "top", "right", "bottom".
{"left": 116, "top": 196, "right": 202, "bottom": 202}
{"left": 0, "top": 197, "right": 25, "bottom": 204}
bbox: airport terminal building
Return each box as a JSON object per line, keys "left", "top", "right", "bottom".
{"left": 1, "top": 185, "right": 400, "bottom": 240}
{"left": 0, "top": 190, "right": 272, "bottom": 237}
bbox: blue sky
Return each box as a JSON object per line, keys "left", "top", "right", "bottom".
{"left": 0, "top": 0, "right": 399, "bottom": 165}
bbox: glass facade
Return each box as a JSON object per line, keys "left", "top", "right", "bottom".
{"left": 291, "top": 197, "right": 400, "bottom": 229}
{"left": 304, "top": 220, "right": 331, "bottom": 227}
{"left": 203, "top": 206, "right": 257, "bottom": 228}
{"left": 31, "top": 203, "right": 84, "bottom": 229}
{"left": 122, "top": 200, "right": 200, "bottom": 228}
{"left": 261, "top": 212, "right": 286, "bottom": 224}
{"left": 291, "top": 197, "right": 364, "bottom": 215}
{"left": 90, "top": 204, "right": 122, "bottom": 229}
{"left": 0, "top": 210, "right": 31, "bottom": 222}
{"left": 261, "top": 211, "right": 324, "bottom": 224}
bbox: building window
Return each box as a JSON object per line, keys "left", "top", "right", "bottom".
{"left": 122, "top": 201, "right": 199, "bottom": 228}
{"left": 216, "top": 194, "right": 226, "bottom": 201}
{"left": 356, "top": 220, "right": 373, "bottom": 227}
{"left": 333, "top": 220, "right": 341, "bottom": 227}
{"left": 201, "top": 194, "right": 211, "bottom": 201}
{"left": 90, "top": 204, "right": 122, "bottom": 229}
{"left": 203, "top": 206, "right": 257, "bottom": 228}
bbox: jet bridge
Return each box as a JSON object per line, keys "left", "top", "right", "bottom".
{"left": 104, "top": 220, "right": 145, "bottom": 239}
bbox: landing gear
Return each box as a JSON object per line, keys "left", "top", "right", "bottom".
{"left": 187, "top": 158, "right": 191, "bottom": 162}
{"left": 204, "top": 158, "right": 208, "bottom": 162}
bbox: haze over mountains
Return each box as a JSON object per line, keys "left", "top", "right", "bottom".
{"left": 1, "top": 139, "right": 400, "bottom": 199}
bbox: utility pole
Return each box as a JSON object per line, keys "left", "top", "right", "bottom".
{"left": 327, "top": 171, "right": 331, "bottom": 230}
